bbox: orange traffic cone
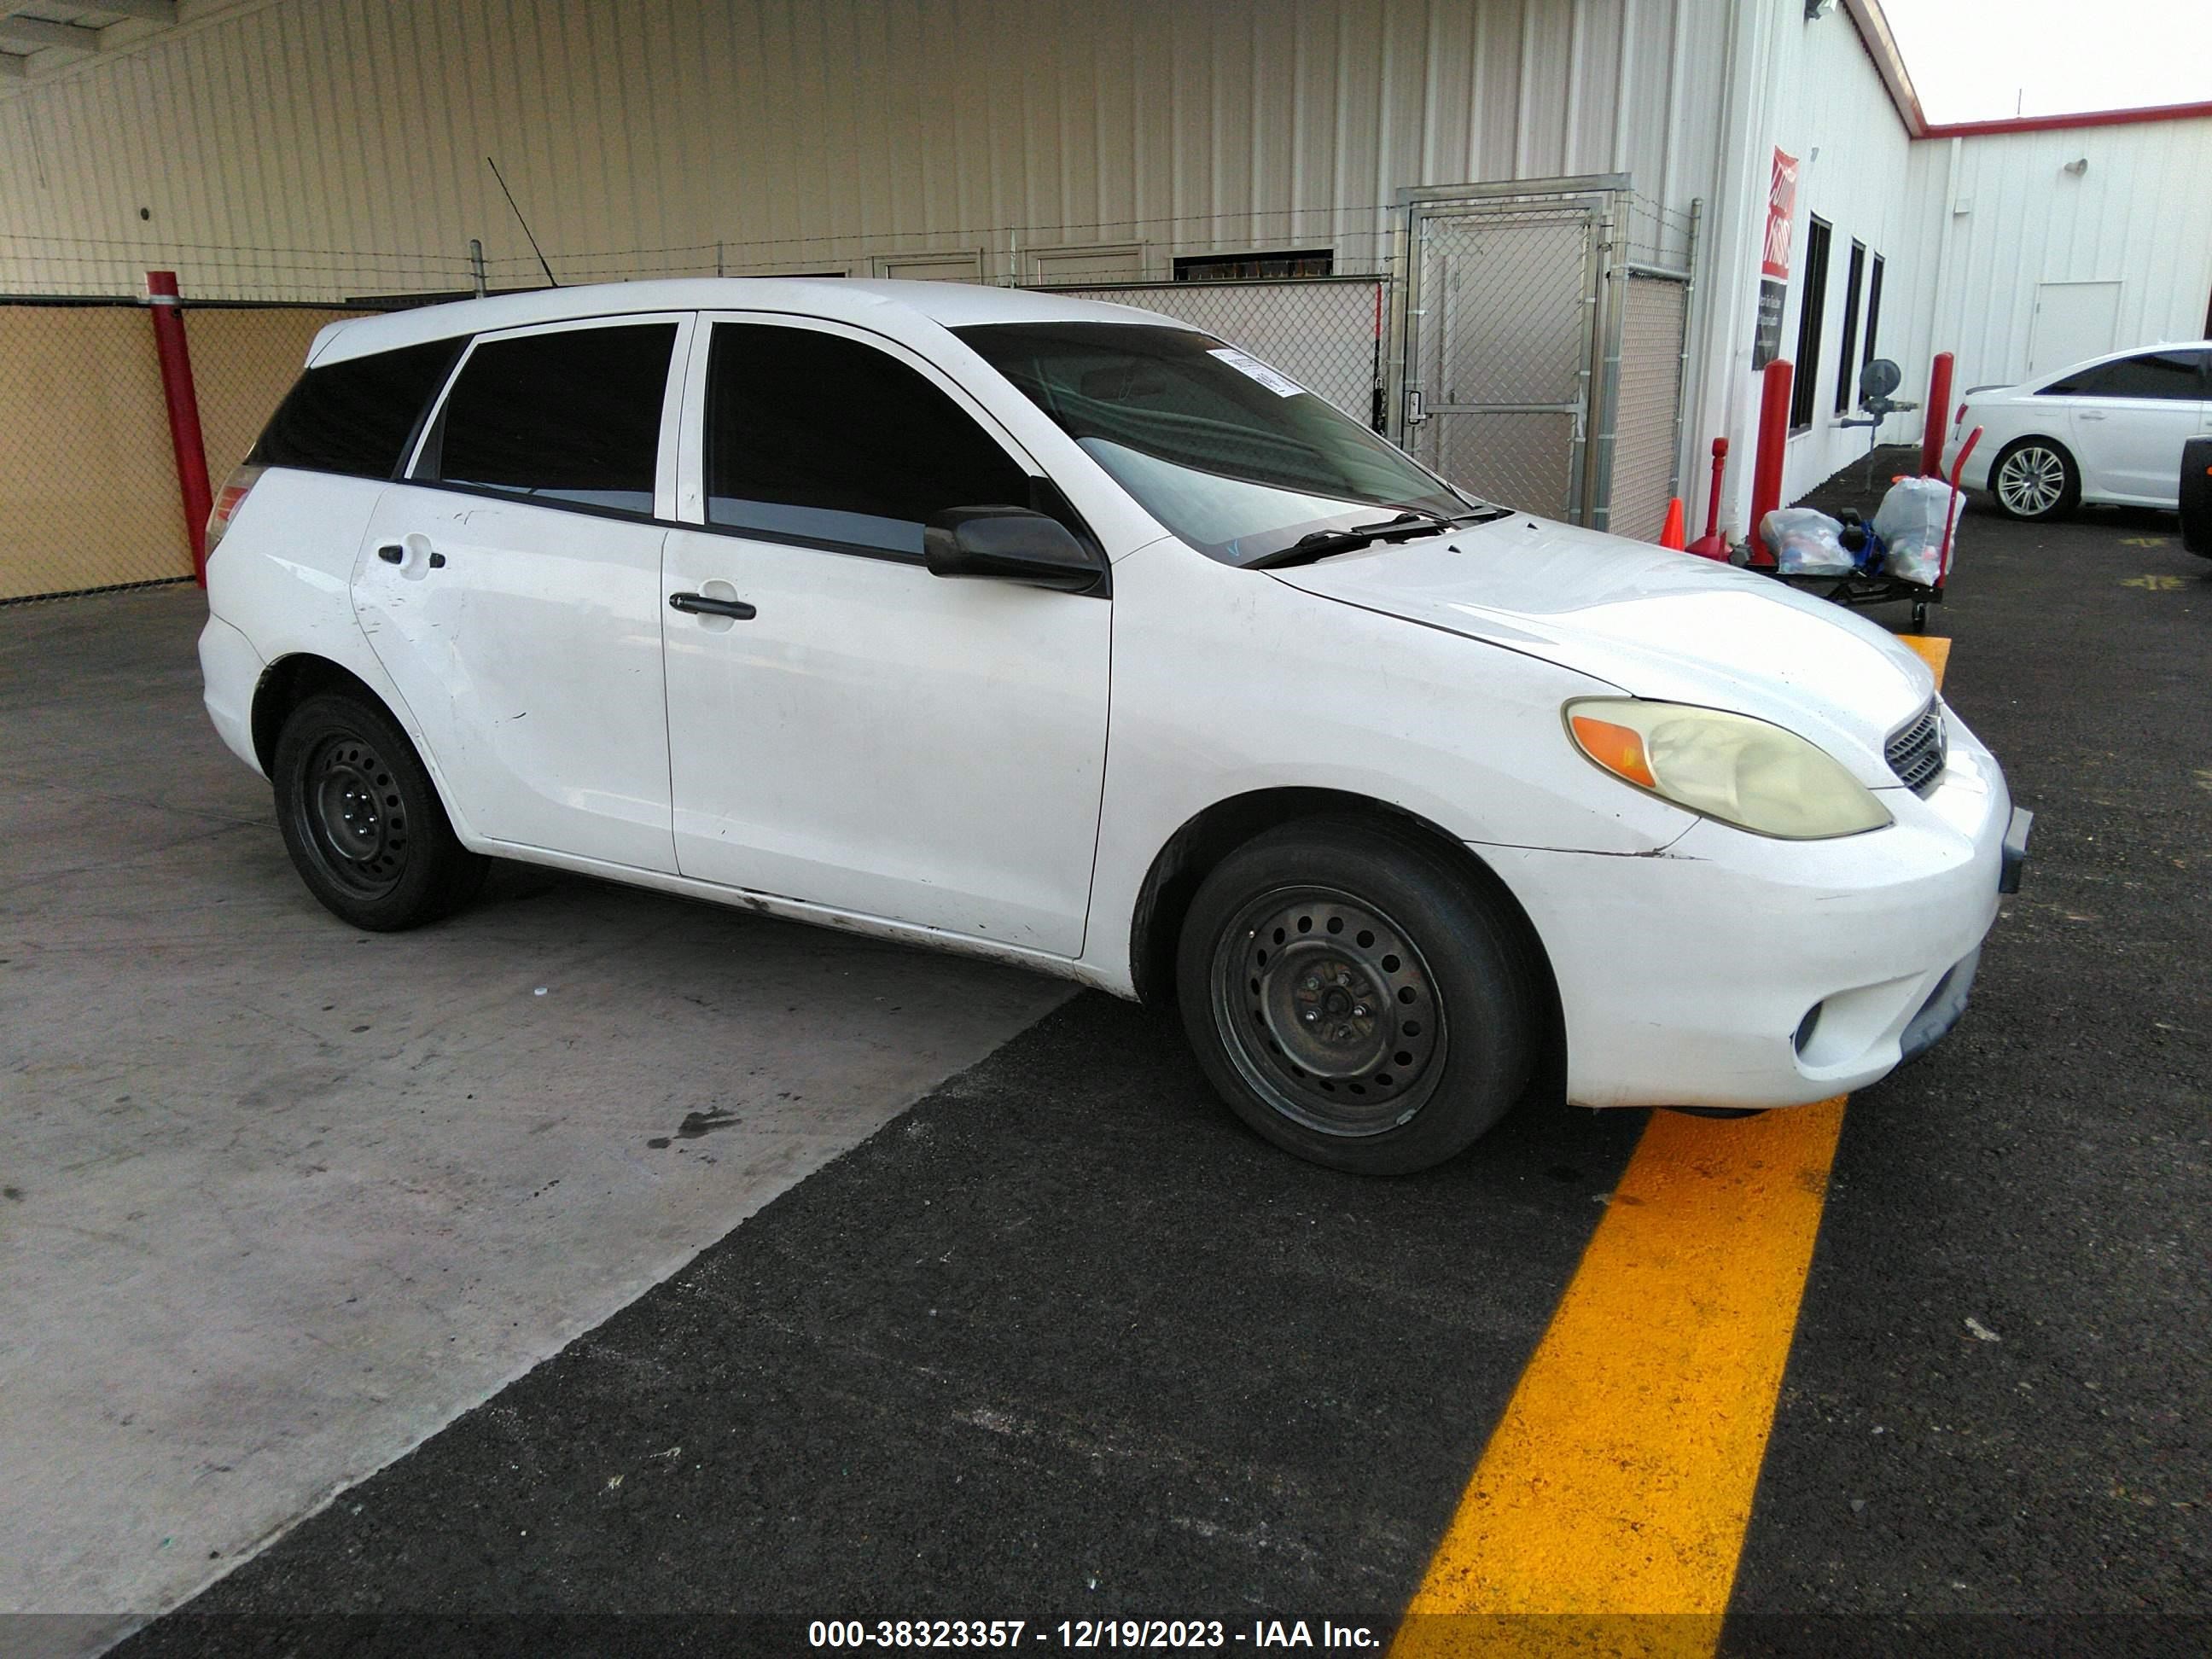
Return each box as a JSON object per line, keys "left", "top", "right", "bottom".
{"left": 1658, "top": 497, "right": 1686, "bottom": 550}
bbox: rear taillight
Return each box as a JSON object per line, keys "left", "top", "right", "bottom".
{"left": 205, "top": 463, "right": 265, "bottom": 559}
{"left": 1953, "top": 400, "right": 1969, "bottom": 428}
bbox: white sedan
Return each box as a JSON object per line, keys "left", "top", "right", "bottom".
{"left": 1952, "top": 341, "right": 2211, "bottom": 521}
{"left": 199, "top": 280, "right": 2027, "bottom": 1173}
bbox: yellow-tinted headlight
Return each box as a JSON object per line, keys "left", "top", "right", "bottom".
{"left": 1566, "top": 698, "right": 1892, "bottom": 840}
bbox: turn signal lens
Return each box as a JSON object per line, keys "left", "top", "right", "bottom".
{"left": 1565, "top": 698, "right": 1893, "bottom": 840}
{"left": 1569, "top": 714, "right": 1656, "bottom": 788}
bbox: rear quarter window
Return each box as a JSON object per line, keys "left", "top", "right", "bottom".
{"left": 250, "top": 337, "right": 466, "bottom": 478}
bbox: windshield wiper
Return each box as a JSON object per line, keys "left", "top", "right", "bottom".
{"left": 1245, "top": 509, "right": 1460, "bottom": 569}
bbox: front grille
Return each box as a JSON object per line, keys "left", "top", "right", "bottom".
{"left": 1884, "top": 701, "right": 1947, "bottom": 796}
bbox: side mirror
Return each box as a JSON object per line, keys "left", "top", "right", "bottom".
{"left": 923, "top": 505, "right": 1102, "bottom": 593}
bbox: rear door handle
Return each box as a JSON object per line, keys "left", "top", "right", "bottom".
{"left": 376, "top": 542, "right": 446, "bottom": 568}
{"left": 669, "top": 591, "right": 757, "bottom": 620}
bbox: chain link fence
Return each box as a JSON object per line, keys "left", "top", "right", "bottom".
{"left": 0, "top": 303, "right": 185, "bottom": 602}
{"left": 1405, "top": 201, "right": 1598, "bottom": 519}
{"left": 0, "top": 300, "right": 363, "bottom": 603}
{"left": 2, "top": 208, "right": 1401, "bottom": 600}
{"left": 1039, "top": 277, "right": 1386, "bottom": 426}
{"left": 1, "top": 190, "right": 1702, "bottom": 599}
{"left": 0, "top": 232, "right": 477, "bottom": 307}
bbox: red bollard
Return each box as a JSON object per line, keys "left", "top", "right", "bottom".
{"left": 1686, "top": 437, "right": 1731, "bottom": 560}
{"left": 1747, "top": 358, "right": 1793, "bottom": 567}
{"left": 146, "top": 271, "right": 213, "bottom": 585}
{"left": 1920, "top": 351, "right": 1954, "bottom": 479}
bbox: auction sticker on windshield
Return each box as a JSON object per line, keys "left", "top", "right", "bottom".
{"left": 1208, "top": 346, "right": 1306, "bottom": 397}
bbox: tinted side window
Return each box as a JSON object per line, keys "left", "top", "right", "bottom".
{"left": 705, "top": 323, "right": 1029, "bottom": 556}
{"left": 430, "top": 323, "right": 677, "bottom": 514}
{"left": 250, "top": 338, "right": 464, "bottom": 477}
{"left": 2044, "top": 350, "right": 2207, "bottom": 399}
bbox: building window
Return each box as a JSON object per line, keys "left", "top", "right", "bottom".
{"left": 1861, "top": 253, "right": 1885, "bottom": 381}
{"left": 1173, "top": 249, "right": 1333, "bottom": 282}
{"left": 1834, "top": 242, "right": 1866, "bottom": 415}
{"left": 1790, "top": 218, "right": 1832, "bottom": 431}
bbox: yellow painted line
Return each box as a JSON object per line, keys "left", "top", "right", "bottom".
{"left": 1394, "top": 637, "right": 1950, "bottom": 1657}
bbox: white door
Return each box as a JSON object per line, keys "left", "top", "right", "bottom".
{"left": 2048, "top": 347, "right": 2209, "bottom": 502}
{"left": 660, "top": 315, "right": 1109, "bottom": 956}
{"left": 2029, "top": 281, "right": 2121, "bottom": 377}
{"left": 350, "top": 314, "right": 691, "bottom": 871}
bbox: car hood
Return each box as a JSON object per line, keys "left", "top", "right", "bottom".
{"left": 1267, "top": 514, "right": 1936, "bottom": 787}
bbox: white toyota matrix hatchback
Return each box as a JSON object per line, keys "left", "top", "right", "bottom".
{"left": 200, "top": 281, "right": 2030, "bottom": 1173}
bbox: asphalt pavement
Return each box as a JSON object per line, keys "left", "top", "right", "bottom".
{"left": 84, "top": 461, "right": 2212, "bottom": 1654}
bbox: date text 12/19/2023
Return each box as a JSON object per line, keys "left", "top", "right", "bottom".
{"left": 807, "top": 1619, "right": 1380, "bottom": 1649}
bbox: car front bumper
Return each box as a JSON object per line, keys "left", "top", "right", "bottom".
{"left": 1480, "top": 708, "right": 2021, "bottom": 1112}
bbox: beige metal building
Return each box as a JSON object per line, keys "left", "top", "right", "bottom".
{"left": 3, "top": 1, "right": 2208, "bottom": 600}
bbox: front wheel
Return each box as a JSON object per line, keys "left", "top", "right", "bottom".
{"left": 1988, "top": 438, "right": 2078, "bottom": 521}
{"left": 1175, "top": 816, "right": 1540, "bottom": 1174}
{"left": 272, "top": 692, "right": 486, "bottom": 931}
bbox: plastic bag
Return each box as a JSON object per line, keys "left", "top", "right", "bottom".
{"left": 1760, "top": 507, "right": 1854, "bottom": 575}
{"left": 1872, "top": 476, "right": 1963, "bottom": 587}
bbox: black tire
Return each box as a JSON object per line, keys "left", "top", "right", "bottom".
{"left": 271, "top": 692, "right": 486, "bottom": 931}
{"left": 1987, "top": 436, "right": 2079, "bottom": 521}
{"left": 1175, "top": 815, "right": 1540, "bottom": 1175}
{"left": 2181, "top": 436, "right": 2212, "bottom": 557}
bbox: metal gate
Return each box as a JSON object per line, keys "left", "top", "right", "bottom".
{"left": 1392, "top": 176, "right": 1694, "bottom": 533}
{"left": 1398, "top": 185, "right": 1605, "bottom": 521}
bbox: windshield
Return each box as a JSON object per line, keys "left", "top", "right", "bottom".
{"left": 953, "top": 322, "right": 1482, "bottom": 565}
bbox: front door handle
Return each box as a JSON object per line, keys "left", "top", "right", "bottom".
{"left": 669, "top": 591, "right": 757, "bottom": 620}
{"left": 376, "top": 542, "right": 446, "bottom": 568}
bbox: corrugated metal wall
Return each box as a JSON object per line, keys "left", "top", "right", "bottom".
{"left": 0, "top": 0, "right": 1723, "bottom": 300}
{"left": 1898, "top": 117, "right": 2212, "bottom": 399}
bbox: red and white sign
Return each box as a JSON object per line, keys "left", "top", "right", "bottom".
{"left": 1761, "top": 148, "right": 1799, "bottom": 282}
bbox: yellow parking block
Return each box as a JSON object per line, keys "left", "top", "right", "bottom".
{"left": 1394, "top": 634, "right": 1950, "bottom": 1657}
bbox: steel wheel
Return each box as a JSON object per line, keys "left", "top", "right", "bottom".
{"left": 273, "top": 692, "right": 486, "bottom": 931}
{"left": 295, "top": 732, "right": 410, "bottom": 899}
{"left": 1208, "top": 883, "right": 1448, "bottom": 1138}
{"left": 1992, "top": 441, "right": 2071, "bottom": 520}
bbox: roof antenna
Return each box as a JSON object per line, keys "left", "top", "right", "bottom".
{"left": 486, "top": 154, "right": 558, "bottom": 288}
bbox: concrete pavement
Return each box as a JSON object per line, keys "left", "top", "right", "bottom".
{"left": 0, "top": 588, "right": 1068, "bottom": 1645}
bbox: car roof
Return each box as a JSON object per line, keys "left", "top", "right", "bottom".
{"left": 306, "top": 279, "right": 1181, "bottom": 368}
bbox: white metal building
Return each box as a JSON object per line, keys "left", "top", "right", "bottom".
{"left": 2, "top": 0, "right": 2209, "bottom": 550}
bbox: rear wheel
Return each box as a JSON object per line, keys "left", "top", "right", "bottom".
{"left": 272, "top": 692, "right": 486, "bottom": 930}
{"left": 1988, "top": 437, "right": 2078, "bottom": 521}
{"left": 1176, "top": 816, "right": 1540, "bottom": 1174}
